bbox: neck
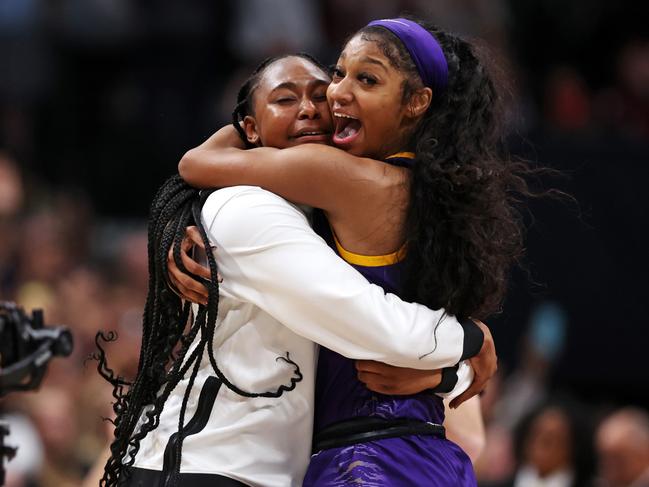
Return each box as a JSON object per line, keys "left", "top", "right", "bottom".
{"left": 378, "top": 125, "right": 416, "bottom": 159}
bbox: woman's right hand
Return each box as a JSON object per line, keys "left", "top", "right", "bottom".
{"left": 355, "top": 360, "right": 443, "bottom": 395}
{"left": 167, "top": 226, "right": 211, "bottom": 305}
{"left": 449, "top": 320, "right": 497, "bottom": 409}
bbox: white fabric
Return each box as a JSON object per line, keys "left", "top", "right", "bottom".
{"left": 134, "top": 186, "right": 473, "bottom": 486}
{"left": 514, "top": 466, "right": 575, "bottom": 487}
{"left": 440, "top": 359, "right": 473, "bottom": 401}
{"left": 4, "top": 413, "right": 44, "bottom": 475}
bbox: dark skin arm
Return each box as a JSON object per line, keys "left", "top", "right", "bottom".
{"left": 356, "top": 319, "right": 496, "bottom": 408}
{"left": 355, "top": 360, "right": 442, "bottom": 395}
{"left": 173, "top": 126, "right": 402, "bottom": 300}
{"left": 171, "top": 128, "right": 496, "bottom": 403}
{"left": 179, "top": 125, "right": 407, "bottom": 224}
{"left": 167, "top": 231, "right": 496, "bottom": 406}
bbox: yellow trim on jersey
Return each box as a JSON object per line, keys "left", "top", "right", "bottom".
{"left": 332, "top": 232, "right": 407, "bottom": 267}
{"left": 385, "top": 152, "right": 416, "bottom": 160}
{"left": 328, "top": 151, "right": 412, "bottom": 267}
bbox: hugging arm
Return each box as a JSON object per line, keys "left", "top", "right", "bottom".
{"left": 203, "top": 186, "right": 483, "bottom": 370}
{"left": 179, "top": 126, "right": 402, "bottom": 218}
{"left": 166, "top": 222, "right": 495, "bottom": 403}
{"left": 176, "top": 128, "right": 496, "bottom": 399}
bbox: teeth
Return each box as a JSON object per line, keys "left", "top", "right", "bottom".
{"left": 300, "top": 132, "right": 323, "bottom": 136}
{"left": 334, "top": 113, "right": 356, "bottom": 119}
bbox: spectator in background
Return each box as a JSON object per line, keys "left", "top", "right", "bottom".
{"left": 21, "top": 388, "right": 83, "bottom": 487}
{"left": 594, "top": 38, "right": 649, "bottom": 139}
{"left": 0, "top": 0, "right": 52, "bottom": 160}
{"left": 494, "top": 302, "right": 568, "bottom": 431}
{"left": 2, "top": 411, "right": 43, "bottom": 487}
{"left": 544, "top": 67, "right": 592, "bottom": 131}
{"left": 0, "top": 152, "right": 23, "bottom": 217}
{"left": 229, "top": 0, "right": 324, "bottom": 62}
{"left": 595, "top": 408, "right": 649, "bottom": 487}
{"left": 508, "top": 397, "right": 595, "bottom": 487}
{"left": 1, "top": 179, "right": 146, "bottom": 486}
{"left": 0, "top": 152, "right": 24, "bottom": 297}
{"left": 476, "top": 301, "right": 570, "bottom": 486}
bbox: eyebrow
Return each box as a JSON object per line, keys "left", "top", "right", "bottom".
{"left": 360, "top": 56, "right": 388, "bottom": 70}
{"left": 270, "top": 79, "right": 329, "bottom": 93}
{"left": 270, "top": 81, "right": 297, "bottom": 92}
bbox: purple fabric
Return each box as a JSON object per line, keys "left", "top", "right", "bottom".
{"left": 304, "top": 436, "right": 476, "bottom": 486}
{"left": 366, "top": 18, "right": 448, "bottom": 93}
{"left": 305, "top": 196, "right": 477, "bottom": 485}
{"left": 305, "top": 276, "right": 476, "bottom": 486}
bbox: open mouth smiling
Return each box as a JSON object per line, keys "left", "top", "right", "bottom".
{"left": 333, "top": 112, "right": 362, "bottom": 145}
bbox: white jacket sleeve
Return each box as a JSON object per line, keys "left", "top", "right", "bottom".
{"left": 202, "top": 187, "right": 483, "bottom": 370}
{"left": 432, "top": 360, "right": 474, "bottom": 400}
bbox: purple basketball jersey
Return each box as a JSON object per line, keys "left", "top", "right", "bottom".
{"left": 304, "top": 154, "right": 477, "bottom": 486}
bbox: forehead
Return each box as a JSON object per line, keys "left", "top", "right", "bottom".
{"left": 259, "top": 57, "right": 329, "bottom": 91}
{"left": 339, "top": 35, "right": 389, "bottom": 65}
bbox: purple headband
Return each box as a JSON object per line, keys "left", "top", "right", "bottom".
{"left": 366, "top": 18, "right": 448, "bottom": 93}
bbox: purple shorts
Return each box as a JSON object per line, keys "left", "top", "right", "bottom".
{"left": 303, "top": 435, "right": 477, "bottom": 487}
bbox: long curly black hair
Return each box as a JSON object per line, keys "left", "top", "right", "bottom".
{"left": 357, "top": 17, "right": 534, "bottom": 320}
{"left": 94, "top": 176, "right": 301, "bottom": 486}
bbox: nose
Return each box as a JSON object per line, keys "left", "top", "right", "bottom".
{"left": 298, "top": 96, "right": 320, "bottom": 120}
{"left": 327, "top": 77, "right": 353, "bottom": 108}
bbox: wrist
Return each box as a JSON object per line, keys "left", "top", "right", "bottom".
{"left": 429, "top": 366, "right": 459, "bottom": 394}
{"left": 459, "top": 319, "right": 484, "bottom": 361}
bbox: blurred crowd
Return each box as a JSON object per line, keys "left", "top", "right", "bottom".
{"left": 1, "top": 0, "right": 648, "bottom": 486}
{"left": 1, "top": 151, "right": 147, "bottom": 486}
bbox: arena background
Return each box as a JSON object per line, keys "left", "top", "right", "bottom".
{"left": 1, "top": 0, "right": 648, "bottom": 485}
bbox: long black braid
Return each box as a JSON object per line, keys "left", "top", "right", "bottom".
{"left": 94, "top": 176, "right": 302, "bottom": 486}
{"left": 231, "top": 53, "right": 329, "bottom": 146}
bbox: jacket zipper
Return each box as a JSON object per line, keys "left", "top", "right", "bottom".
{"left": 160, "top": 376, "right": 222, "bottom": 486}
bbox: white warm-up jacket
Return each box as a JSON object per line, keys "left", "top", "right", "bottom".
{"left": 133, "top": 186, "right": 482, "bottom": 486}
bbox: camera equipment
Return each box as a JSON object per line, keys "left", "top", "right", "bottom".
{"left": 0, "top": 301, "right": 74, "bottom": 486}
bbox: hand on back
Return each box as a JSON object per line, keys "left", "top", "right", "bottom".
{"left": 356, "top": 319, "right": 496, "bottom": 403}
{"left": 355, "top": 360, "right": 442, "bottom": 395}
{"left": 167, "top": 225, "right": 212, "bottom": 305}
{"left": 450, "top": 320, "right": 497, "bottom": 409}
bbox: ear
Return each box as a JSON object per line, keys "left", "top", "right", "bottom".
{"left": 243, "top": 115, "right": 261, "bottom": 146}
{"left": 406, "top": 87, "right": 433, "bottom": 119}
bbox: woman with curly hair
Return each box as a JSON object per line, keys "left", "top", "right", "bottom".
{"left": 176, "top": 16, "right": 528, "bottom": 486}
{"left": 99, "top": 49, "right": 493, "bottom": 486}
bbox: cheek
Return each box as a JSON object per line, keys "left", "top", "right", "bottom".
{"left": 320, "top": 105, "right": 333, "bottom": 129}
{"left": 259, "top": 109, "right": 293, "bottom": 144}
{"left": 366, "top": 95, "right": 403, "bottom": 134}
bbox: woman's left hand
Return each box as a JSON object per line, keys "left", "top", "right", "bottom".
{"left": 355, "top": 360, "right": 442, "bottom": 395}
{"left": 167, "top": 225, "right": 212, "bottom": 305}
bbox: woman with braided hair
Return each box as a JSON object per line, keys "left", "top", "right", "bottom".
{"left": 98, "top": 52, "right": 491, "bottom": 486}
{"left": 175, "top": 16, "right": 531, "bottom": 486}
